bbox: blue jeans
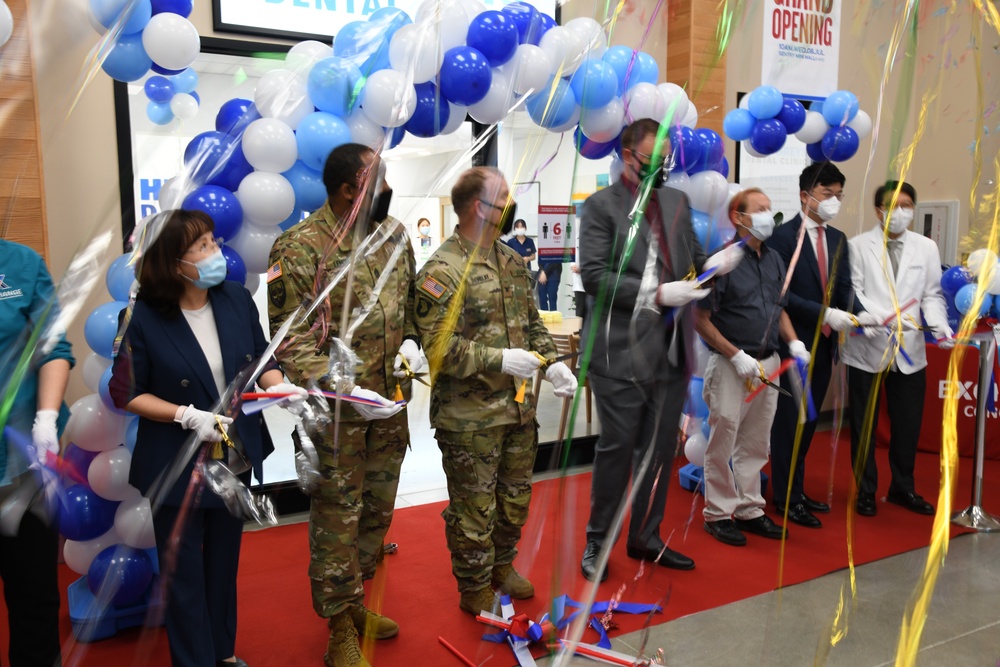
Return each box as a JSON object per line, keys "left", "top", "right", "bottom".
{"left": 538, "top": 273, "right": 560, "bottom": 310}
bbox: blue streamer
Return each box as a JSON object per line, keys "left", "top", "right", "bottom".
{"left": 589, "top": 617, "right": 612, "bottom": 649}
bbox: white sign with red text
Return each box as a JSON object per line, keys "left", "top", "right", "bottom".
{"left": 536, "top": 205, "right": 575, "bottom": 263}
{"left": 761, "top": 0, "right": 840, "bottom": 99}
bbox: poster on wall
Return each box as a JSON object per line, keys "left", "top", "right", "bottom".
{"left": 761, "top": 0, "right": 840, "bottom": 99}
{"left": 736, "top": 132, "right": 812, "bottom": 222}
{"left": 536, "top": 205, "right": 575, "bottom": 263}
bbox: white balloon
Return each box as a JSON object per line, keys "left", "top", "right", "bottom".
{"left": 847, "top": 109, "right": 872, "bottom": 139}
{"left": 687, "top": 171, "right": 730, "bottom": 213}
{"left": 549, "top": 104, "right": 581, "bottom": 134}
{"left": 115, "top": 497, "right": 156, "bottom": 550}
{"left": 684, "top": 432, "right": 708, "bottom": 467}
{"left": 141, "top": 13, "right": 200, "bottom": 71}
{"left": 237, "top": 172, "right": 296, "bottom": 227}
{"left": 624, "top": 82, "right": 664, "bottom": 122}
{"left": 502, "top": 44, "right": 551, "bottom": 97}
{"left": 242, "top": 118, "right": 298, "bottom": 173}
{"left": 416, "top": 0, "right": 470, "bottom": 52}
{"left": 360, "top": 69, "right": 417, "bottom": 128}
{"left": 158, "top": 175, "right": 192, "bottom": 210}
{"left": 680, "top": 102, "right": 699, "bottom": 129}
{"left": 460, "top": 0, "right": 486, "bottom": 22}
{"left": 169, "top": 92, "right": 199, "bottom": 121}
{"left": 0, "top": 1, "right": 13, "bottom": 48}
{"left": 254, "top": 69, "right": 313, "bottom": 131}
{"left": 344, "top": 109, "right": 386, "bottom": 148}
{"left": 738, "top": 94, "right": 750, "bottom": 109}
{"left": 63, "top": 528, "right": 121, "bottom": 575}
{"left": 742, "top": 139, "right": 765, "bottom": 159}
{"left": 986, "top": 262, "right": 1000, "bottom": 295}
{"left": 539, "top": 26, "right": 583, "bottom": 77}
{"left": 65, "top": 394, "right": 126, "bottom": 453}
{"left": 440, "top": 102, "right": 466, "bottom": 135}
{"left": 244, "top": 272, "right": 261, "bottom": 295}
{"left": 82, "top": 353, "right": 112, "bottom": 393}
{"left": 693, "top": 337, "right": 711, "bottom": 376}
{"left": 565, "top": 17, "right": 607, "bottom": 60}
{"left": 286, "top": 40, "right": 334, "bottom": 75}
{"left": 580, "top": 98, "right": 624, "bottom": 143}
{"left": 796, "top": 110, "right": 829, "bottom": 144}
{"left": 88, "top": 446, "right": 140, "bottom": 501}
{"left": 966, "top": 248, "right": 999, "bottom": 276}
{"left": 228, "top": 225, "right": 282, "bottom": 275}
{"left": 657, "top": 82, "right": 690, "bottom": 126}
{"left": 665, "top": 170, "right": 691, "bottom": 195}
{"left": 389, "top": 23, "right": 444, "bottom": 85}
{"left": 469, "top": 69, "right": 515, "bottom": 125}
{"left": 609, "top": 155, "right": 624, "bottom": 184}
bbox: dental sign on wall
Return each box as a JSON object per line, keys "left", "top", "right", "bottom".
{"left": 214, "top": 0, "right": 558, "bottom": 42}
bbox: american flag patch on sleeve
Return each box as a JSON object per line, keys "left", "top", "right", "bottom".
{"left": 419, "top": 275, "right": 447, "bottom": 300}
{"left": 266, "top": 262, "right": 283, "bottom": 283}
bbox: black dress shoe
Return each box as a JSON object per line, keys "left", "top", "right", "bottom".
{"left": 774, "top": 502, "right": 822, "bottom": 528}
{"left": 802, "top": 495, "right": 830, "bottom": 513}
{"left": 626, "top": 544, "right": 695, "bottom": 570}
{"left": 217, "top": 659, "right": 249, "bottom": 667}
{"left": 581, "top": 540, "right": 608, "bottom": 582}
{"left": 887, "top": 489, "right": 934, "bottom": 515}
{"left": 735, "top": 514, "right": 787, "bottom": 539}
{"left": 703, "top": 519, "right": 746, "bottom": 546}
{"left": 855, "top": 493, "right": 877, "bottom": 516}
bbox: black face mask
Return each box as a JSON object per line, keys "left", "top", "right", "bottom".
{"left": 499, "top": 201, "right": 517, "bottom": 236}
{"left": 370, "top": 187, "right": 393, "bottom": 223}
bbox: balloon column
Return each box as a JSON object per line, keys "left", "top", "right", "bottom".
{"left": 941, "top": 249, "right": 1000, "bottom": 327}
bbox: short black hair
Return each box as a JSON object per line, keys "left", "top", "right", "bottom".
{"left": 322, "top": 143, "right": 372, "bottom": 200}
{"left": 873, "top": 180, "right": 917, "bottom": 208}
{"left": 620, "top": 119, "right": 661, "bottom": 153}
{"left": 799, "top": 161, "right": 845, "bottom": 193}
{"left": 513, "top": 218, "right": 526, "bottom": 228}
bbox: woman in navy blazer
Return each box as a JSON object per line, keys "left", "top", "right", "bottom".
{"left": 110, "top": 210, "right": 304, "bottom": 667}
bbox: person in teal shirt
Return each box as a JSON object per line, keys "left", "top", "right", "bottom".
{"left": 0, "top": 238, "right": 74, "bottom": 667}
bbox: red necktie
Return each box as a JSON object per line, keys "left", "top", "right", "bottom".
{"left": 816, "top": 225, "right": 831, "bottom": 337}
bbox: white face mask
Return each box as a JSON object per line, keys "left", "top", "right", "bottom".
{"left": 514, "top": 228, "right": 526, "bottom": 237}
{"left": 741, "top": 210, "right": 776, "bottom": 240}
{"left": 881, "top": 207, "right": 913, "bottom": 234}
{"left": 810, "top": 194, "right": 841, "bottom": 222}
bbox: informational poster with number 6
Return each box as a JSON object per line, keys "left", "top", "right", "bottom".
{"left": 536, "top": 205, "right": 576, "bottom": 263}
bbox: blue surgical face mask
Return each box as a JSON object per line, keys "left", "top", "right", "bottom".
{"left": 180, "top": 249, "right": 227, "bottom": 289}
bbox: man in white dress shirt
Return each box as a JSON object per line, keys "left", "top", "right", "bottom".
{"left": 841, "top": 180, "right": 954, "bottom": 517}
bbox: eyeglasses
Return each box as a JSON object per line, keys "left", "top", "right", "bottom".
{"left": 479, "top": 200, "right": 507, "bottom": 212}
{"left": 184, "top": 237, "right": 221, "bottom": 257}
{"left": 811, "top": 191, "right": 845, "bottom": 202}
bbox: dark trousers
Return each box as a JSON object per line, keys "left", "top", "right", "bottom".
{"left": 847, "top": 365, "right": 926, "bottom": 496}
{"left": 0, "top": 505, "right": 61, "bottom": 667}
{"left": 586, "top": 366, "right": 688, "bottom": 550}
{"left": 770, "top": 334, "right": 834, "bottom": 506}
{"left": 154, "top": 504, "right": 243, "bottom": 667}
{"left": 574, "top": 291, "right": 588, "bottom": 321}
{"left": 537, "top": 274, "right": 560, "bottom": 311}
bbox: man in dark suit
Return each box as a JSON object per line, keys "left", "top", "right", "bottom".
{"left": 765, "top": 161, "right": 877, "bottom": 528}
{"left": 578, "top": 119, "right": 740, "bottom": 582}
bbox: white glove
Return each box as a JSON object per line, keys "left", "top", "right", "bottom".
{"left": 787, "top": 340, "right": 811, "bottom": 364}
{"left": 501, "top": 348, "right": 542, "bottom": 379}
{"left": 934, "top": 326, "right": 956, "bottom": 349}
{"left": 729, "top": 350, "right": 761, "bottom": 380}
{"left": 897, "top": 314, "right": 920, "bottom": 332}
{"left": 702, "top": 244, "right": 744, "bottom": 277}
{"left": 176, "top": 406, "right": 232, "bottom": 443}
{"left": 31, "top": 409, "right": 60, "bottom": 466}
{"left": 854, "top": 311, "right": 881, "bottom": 327}
{"left": 349, "top": 386, "right": 404, "bottom": 421}
{"left": 822, "top": 308, "right": 856, "bottom": 332}
{"left": 265, "top": 382, "right": 309, "bottom": 415}
{"left": 545, "top": 362, "right": 578, "bottom": 398}
{"left": 393, "top": 339, "right": 423, "bottom": 378}
{"left": 656, "top": 281, "right": 711, "bottom": 307}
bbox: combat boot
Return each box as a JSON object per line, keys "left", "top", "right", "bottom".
{"left": 491, "top": 564, "right": 534, "bottom": 599}
{"left": 349, "top": 603, "right": 399, "bottom": 640}
{"left": 324, "top": 610, "right": 370, "bottom": 667}
{"left": 459, "top": 586, "right": 500, "bottom": 616}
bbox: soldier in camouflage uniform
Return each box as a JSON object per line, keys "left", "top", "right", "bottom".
{"left": 267, "top": 144, "right": 419, "bottom": 667}
{"left": 414, "top": 167, "right": 578, "bottom": 615}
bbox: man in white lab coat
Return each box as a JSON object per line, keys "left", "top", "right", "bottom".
{"left": 841, "top": 180, "right": 954, "bottom": 517}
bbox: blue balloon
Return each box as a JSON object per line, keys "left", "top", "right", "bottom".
{"left": 574, "top": 126, "right": 617, "bottom": 160}
{"left": 700, "top": 418, "right": 711, "bottom": 440}
{"left": 708, "top": 220, "right": 736, "bottom": 253}
{"left": 308, "top": 58, "right": 363, "bottom": 117}
{"left": 749, "top": 118, "right": 787, "bottom": 155}
{"left": 439, "top": 46, "right": 493, "bottom": 106}
{"left": 805, "top": 141, "right": 826, "bottom": 162}
{"left": 632, "top": 52, "right": 659, "bottom": 88}
{"left": 170, "top": 68, "right": 199, "bottom": 94}
{"left": 215, "top": 99, "right": 259, "bottom": 137}
{"left": 941, "top": 265, "right": 973, "bottom": 295}
{"left": 389, "top": 125, "right": 406, "bottom": 149}
{"left": 668, "top": 125, "right": 704, "bottom": 173}
{"left": 207, "top": 142, "right": 253, "bottom": 193}
{"left": 525, "top": 78, "right": 576, "bottom": 129}
{"left": 955, "top": 284, "right": 990, "bottom": 317}
{"left": 90, "top": 0, "right": 151, "bottom": 34}
{"left": 532, "top": 13, "right": 557, "bottom": 45}
{"left": 570, "top": 59, "right": 619, "bottom": 110}
{"left": 747, "top": 85, "right": 784, "bottom": 119}
{"left": 143, "top": 76, "right": 174, "bottom": 104}
{"left": 995, "top": 294, "right": 1000, "bottom": 318}
{"left": 820, "top": 126, "right": 859, "bottom": 162}
{"left": 146, "top": 100, "right": 174, "bottom": 126}
{"left": 283, "top": 161, "right": 327, "bottom": 212}
{"left": 124, "top": 418, "right": 139, "bottom": 454}
{"left": 279, "top": 209, "right": 306, "bottom": 232}
{"left": 184, "top": 131, "right": 239, "bottom": 186}
{"left": 101, "top": 33, "right": 151, "bottom": 82}
{"left": 777, "top": 96, "right": 807, "bottom": 133}
{"left": 467, "top": 11, "right": 519, "bottom": 67}
{"left": 686, "top": 377, "right": 709, "bottom": 419}
{"left": 296, "top": 111, "right": 352, "bottom": 172}
{"left": 601, "top": 45, "right": 634, "bottom": 95}
{"left": 150, "top": 0, "right": 192, "bottom": 16}
{"left": 695, "top": 128, "right": 725, "bottom": 166}
{"left": 182, "top": 185, "right": 244, "bottom": 241}
{"left": 98, "top": 365, "right": 127, "bottom": 415}
{"left": 150, "top": 63, "right": 184, "bottom": 76}
{"left": 334, "top": 20, "right": 389, "bottom": 74}
{"left": 822, "top": 90, "right": 859, "bottom": 126}
{"left": 87, "top": 546, "right": 154, "bottom": 607}
{"left": 59, "top": 485, "right": 118, "bottom": 542}
{"left": 105, "top": 254, "right": 135, "bottom": 302}
{"left": 723, "top": 108, "right": 755, "bottom": 142}
{"left": 405, "top": 83, "right": 450, "bottom": 138}
{"left": 691, "top": 210, "right": 711, "bottom": 247}
{"left": 220, "top": 245, "right": 247, "bottom": 285}
{"left": 368, "top": 6, "right": 411, "bottom": 37}
{"left": 62, "top": 443, "right": 99, "bottom": 483}
{"left": 501, "top": 2, "right": 539, "bottom": 44}
{"left": 809, "top": 100, "right": 824, "bottom": 114}
{"left": 85, "top": 301, "right": 128, "bottom": 359}
{"left": 715, "top": 156, "right": 730, "bottom": 179}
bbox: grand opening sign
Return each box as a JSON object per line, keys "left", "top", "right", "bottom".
{"left": 760, "top": 0, "right": 840, "bottom": 99}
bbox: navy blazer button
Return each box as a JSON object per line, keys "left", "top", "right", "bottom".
{"left": 245, "top": 354, "right": 252, "bottom": 361}
{"left": 181, "top": 379, "right": 190, "bottom": 387}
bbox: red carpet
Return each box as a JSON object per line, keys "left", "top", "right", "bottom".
{"left": 2, "top": 435, "right": 996, "bottom": 667}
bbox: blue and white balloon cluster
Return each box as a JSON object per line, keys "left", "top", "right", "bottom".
{"left": 941, "top": 249, "right": 1000, "bottom": 326}
{"left": 93, "top": 0, "right": 200, "bottom": 85}
{"left": 142, "top": 68, "right": 201, "bottom": 125}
